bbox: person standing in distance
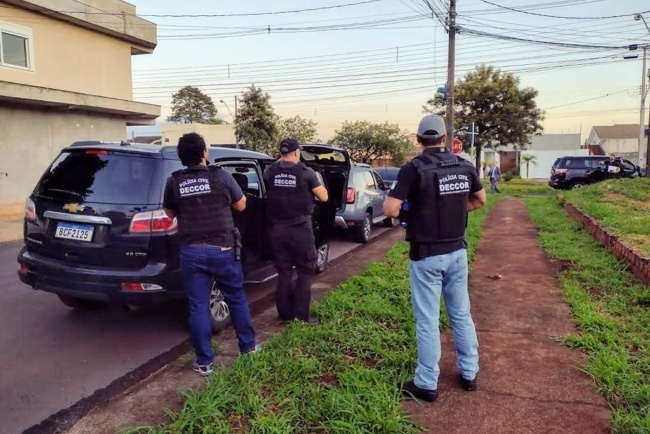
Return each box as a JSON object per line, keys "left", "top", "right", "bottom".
{"left": 383, "top": 115, "right": 487, "bottom": 402}
{"left": 487, "top": 160, "right": 501, "bottom": 194}
{"left": 264, "top": 138, "right": 329, "bottom": 324}
{"left": 163, "top": 133, "right": 259, "bottom": 377}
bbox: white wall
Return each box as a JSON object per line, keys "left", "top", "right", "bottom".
{"left": 162, "top": 124, "right": 236, "bottom": 146}
{"left": 520, "top": 149, "right": 589, "bottom": 179}
{"left": 0, "top": 107, "right": 125, "bottom": 214}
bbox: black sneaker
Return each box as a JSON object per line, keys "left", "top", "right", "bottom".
{"left": 459, "top": 374, "right": 477, "bottom": 391}
{"left": 400, "top": 380, "right": 438, "bottom": 402}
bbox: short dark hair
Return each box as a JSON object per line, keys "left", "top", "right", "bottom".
{"left": 417, "top": 134, "right": 445, "bottom": 147}
{"left": 177, "top": 133, "right": 206, "bottom": 166}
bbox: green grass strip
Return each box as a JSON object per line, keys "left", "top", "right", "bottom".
{"left": 126, "top": 200, "right": 495, "bottom": 434}
{"left": 559, "top": 178, "right": 650, "bottom": 257}
{"left": 525, "top": 196, "right": 650, "bottom": 434}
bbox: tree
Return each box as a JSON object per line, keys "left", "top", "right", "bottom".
{"left": 423, "top": 65, "right": 544, "bottom": 169}
{"left": 167, "top": 86, "right": 218, "bottom": 124}
{"left": 277, "top": 115, "right": 318, "bottom": 144}
{"left": 235, "top": 85, "right": 279, "bottom": 155}
{"left": 521, "top": 154, "right": 538, "bottom": 179}
{"left": 328, "top": 121, "right": 412, "bottom": 165}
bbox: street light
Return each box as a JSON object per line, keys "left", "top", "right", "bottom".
{"left": 219, "top": 99, "right": 234, "bottom": 120}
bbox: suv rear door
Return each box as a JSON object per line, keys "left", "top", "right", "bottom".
{"left": 26, "top": 148, "right": 169, "bottom": 270}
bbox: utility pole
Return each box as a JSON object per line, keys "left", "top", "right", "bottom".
{"left": 639, "top": 45, "right": 647, "bottom": 168}
{"left": 445, "top": 0, "right": 457, "bottom": 142}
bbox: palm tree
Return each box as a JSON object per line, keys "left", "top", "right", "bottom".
{"left": 521, "top": 154, "right": 538, "bottom": 179}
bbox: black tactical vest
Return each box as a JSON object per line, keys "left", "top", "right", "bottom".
{"left": 171, "top": 165, "right": 235, "bottom": 246}
{"left": 265, "top": 161, "right": 314, "bottom": 225}
{"left": 406, "top": 153, "right": 475, "bottom": 244}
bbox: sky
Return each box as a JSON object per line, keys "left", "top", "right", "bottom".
{"left": 126, "top": 0, "right": 650, "bottom": 143}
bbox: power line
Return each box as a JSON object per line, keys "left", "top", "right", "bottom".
{"left": 545, "top": 90, "right": 629, "bottom": 110}
{"left": 476, "top": 0, "right": 650, "bottom": 20}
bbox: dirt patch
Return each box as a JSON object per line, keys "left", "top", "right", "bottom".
{"left": 404, "top": 199, "right": 611, "bottom": 433}
{"left": 553, "top": 260, "right": 576, "bottom": 273}
{"left": 586, "top": 287, "right": 610, "bottom": 300}
{"left": 318, "top": 374, "right": 340, "bottom": 388}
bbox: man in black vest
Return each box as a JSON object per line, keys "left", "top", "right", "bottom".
{"left": 264, "top": 138, "right": 329, "bottom": 324}
{"left": 163, "top": 133, "right": 259, "bottom": 377}
{"left": 383, "top": 115, "right": 487, "bottom": 402}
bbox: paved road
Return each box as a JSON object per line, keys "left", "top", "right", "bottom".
{"left": 0, "top": 226, "right": 394, "bottom": 434}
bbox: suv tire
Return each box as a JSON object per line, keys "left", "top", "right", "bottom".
{"left": 570, "top": 180, "right": 586, "bottom": 190}
{"left": 354, "top": 212, "right": 372, "bottom": 244}
{"left": 210, "top": 282, "right": 232, "bottom": 334}
{"left": 315, "top": 242, "right": 330, "bottom": 273}
{"left": 57, "top": 295, "right": 107, "bottom": 310}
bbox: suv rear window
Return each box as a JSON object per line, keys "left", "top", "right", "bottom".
{"left": 35, "top": 151, "right": 156, "bottom": 204}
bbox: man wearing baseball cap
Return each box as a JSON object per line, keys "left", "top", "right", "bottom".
{"left": 264, "top": 138, "right": 329, "bottom": 324}
{"left": 383, "top": 114, "right": 486, "bottom": 402}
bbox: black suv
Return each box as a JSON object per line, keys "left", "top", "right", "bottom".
{"left": 17, "top": 142, "right": 348, "bottom": 332}
{"left": 549, "top": 155, "right": 642, "bottom": 190}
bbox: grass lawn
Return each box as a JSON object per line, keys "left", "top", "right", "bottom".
{"left": 559, "top": 178, "right": 650, "bottom": 257}
{"left": 125, "top": 201, "right": 495, "bottom": 434}
{"left": 526, "top": 196, "right": 650, "bottom": 434}
{"left": 497, "top": 178, "right": 555, "bottom": 197}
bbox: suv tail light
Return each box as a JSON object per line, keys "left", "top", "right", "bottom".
{"left": 555, "top": 168, "right": 568, "bottom": 176}
{"left": 129, "top": 210, "right": 177, "bottom": 234}
{"left": 25, "top": 197, "right": 36, "bottom": 221}
{"left": 346, "top": 187, "right": 356, "bottom": 204}
{"left": 121, "top": 282, "right": 164, "bottom": 292}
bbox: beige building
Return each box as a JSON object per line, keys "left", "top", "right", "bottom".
{"left": 162, "top": 123, "right": 237, "bottom": 147}
{"left": 586, "top": 124, "right": 648, "bottom": 165}
{"left": 0, "top": 0, "right": 160, "bottom": 216}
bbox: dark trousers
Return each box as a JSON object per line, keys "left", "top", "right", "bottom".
{"left": 271, "top": 221, "right": 317, "bottom": 321}
{"left": 179, "top": 245, "right": 256, "bottom": 364}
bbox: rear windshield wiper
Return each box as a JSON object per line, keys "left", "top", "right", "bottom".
{"left": 39, "top": 188, "right": 83, "bottom": 199}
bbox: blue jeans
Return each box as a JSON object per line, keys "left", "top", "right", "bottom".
{"left": 180, "top": 244, "right": 256, "bottom": 365}
{"left": 410, "top": 248, "right": 479, "bottom": 390}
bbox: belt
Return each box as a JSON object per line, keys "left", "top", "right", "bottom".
{"left": 186, "top": 243, "right": 232, "bottom": 251}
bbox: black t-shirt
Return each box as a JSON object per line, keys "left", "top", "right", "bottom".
{"left": 389, "top": 147, "right": 483, "bottom": 260}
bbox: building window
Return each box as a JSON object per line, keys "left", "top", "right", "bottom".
{"left": 0, "top": 21, "right": 33, "bottom": 71}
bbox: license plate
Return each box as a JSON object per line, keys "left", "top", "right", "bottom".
{"left": 55, "top": 222, "right": 94, "bottom": 242}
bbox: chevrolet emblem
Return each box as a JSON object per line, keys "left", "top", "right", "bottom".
{"left": 63, "top": 203, "right": 85, "bottom": 213}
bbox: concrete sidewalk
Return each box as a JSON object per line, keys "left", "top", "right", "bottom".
{"left": 405, "top": 199, "right": 610, "bottom": 433}
{"left": 0, "top": 218, "right": 22, "bottom": 244}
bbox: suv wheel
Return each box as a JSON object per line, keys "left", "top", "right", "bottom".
{"left": 354, "top": 212, "right": 372, "bottom": 244}
{"left": 316, "top": 242, "right": 330, "bottom": 273}
{"left": 57, "top": 295, "right": 107, "bottom": 310}
{"left": 570, "top": 181, "right": 586, "bottom": 190}
{"left": 210, "top": 282, "right": 231, "bottom": 334}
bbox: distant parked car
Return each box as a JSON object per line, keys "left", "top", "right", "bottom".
{"left": 549, "top": 155, "right": 641, "bottom": 190}
{"left": 300, "top": 148, "right": 396, "bottom": 243}
{"left": 374, "top": 166, "right": 400, "bottom": 190}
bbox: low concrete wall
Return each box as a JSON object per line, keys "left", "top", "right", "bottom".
{"left": 563, "top": 202, "right": 650, "bottom": 286}
{"left": 0, "top": 107, "right": 126, "bottom": 212}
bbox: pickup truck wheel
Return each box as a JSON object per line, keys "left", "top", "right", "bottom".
{"left": 210, "top": 282, "right": 231, "bottom": 334}
{"left": 57, "top": 295, "right": 107, "bottom": 310}
{"left": 354, "top": 212, "right": 372, "bottom": 244}
{"left": 315, "top": 242, "right": 330, "bottom": 274}
{"left": 570, "top": 181, "right": 586, "bottom": 190}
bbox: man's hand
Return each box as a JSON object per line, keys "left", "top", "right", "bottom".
{"left": 383, "top": 196, "right": 403, "bottom": 218}
{"left": 232, "top": 195, "right": 246, "bottom": 212}
{"left": 312, "top": 185, "right": 328, "bottom": 202}
{"left": 164, "top": 208, "right": 176, "bottom": 219}
{"left": 467, "top": 189, "right": 487, "bottom": 212}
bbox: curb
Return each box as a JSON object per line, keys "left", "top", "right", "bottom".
{"left": 562, "top": 201, "right": 650, "bottom": 286}
{"left": 22, "top": 227, "right": 400, "bottom": 434}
